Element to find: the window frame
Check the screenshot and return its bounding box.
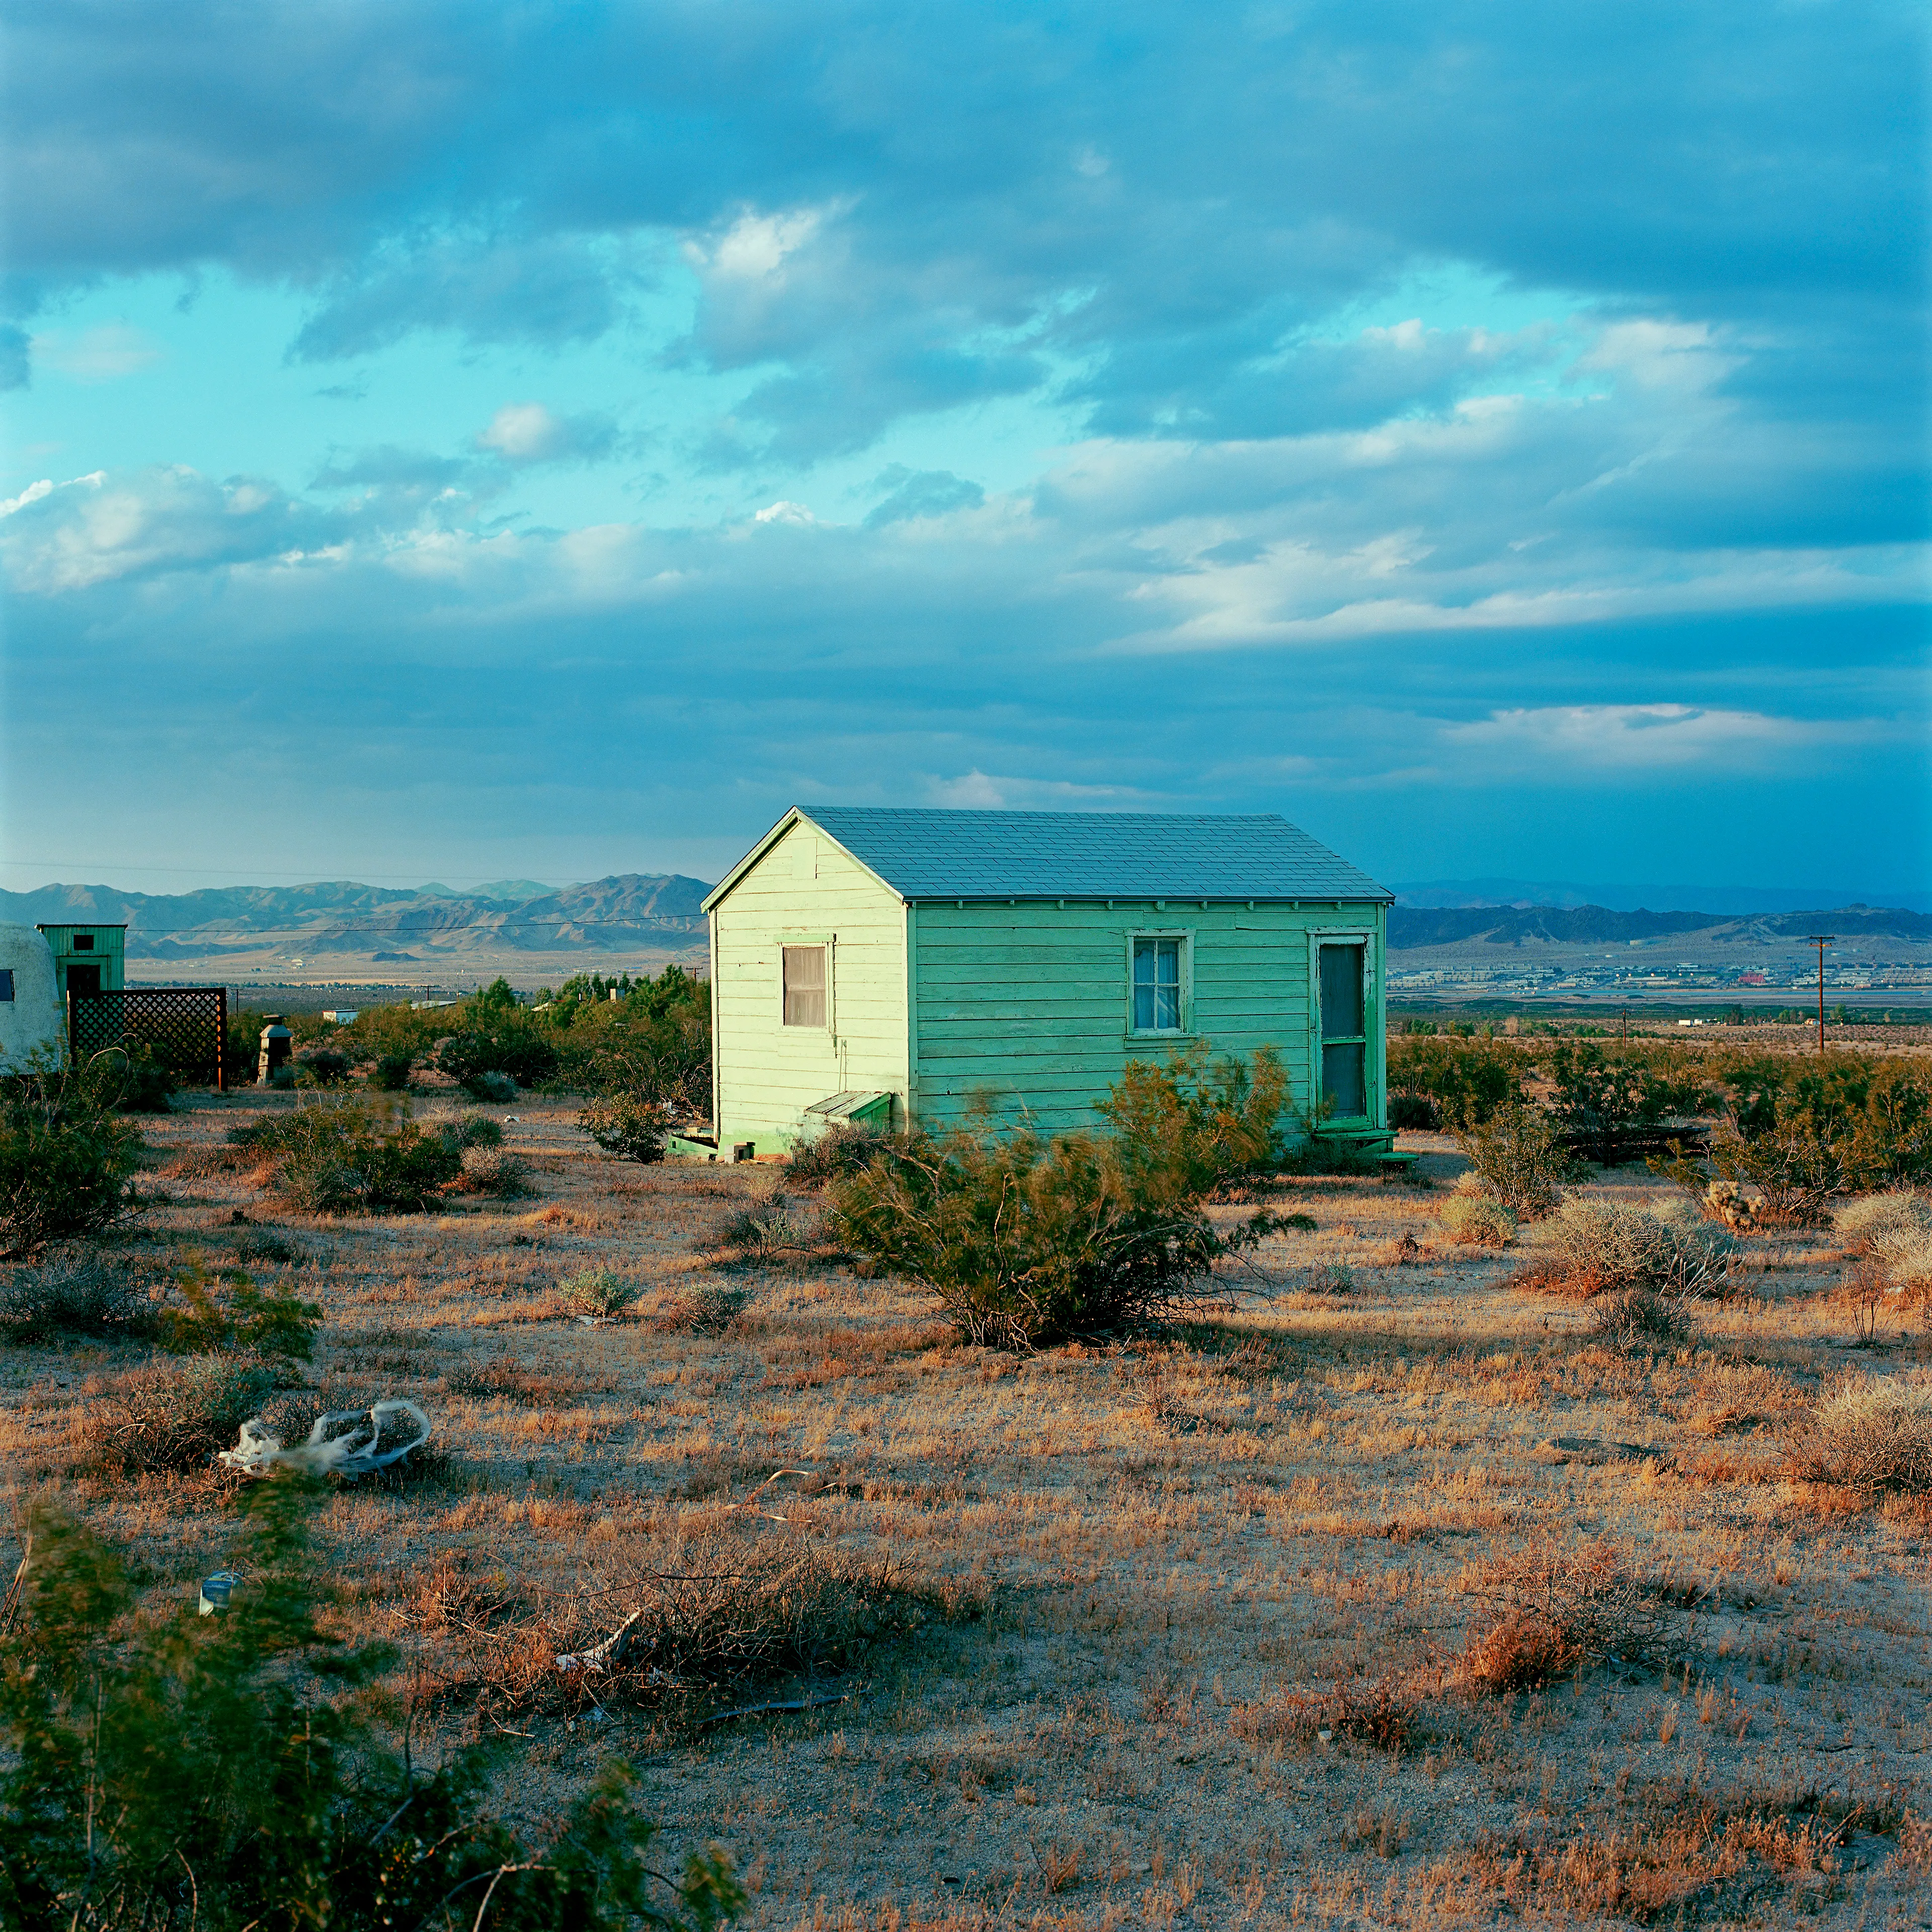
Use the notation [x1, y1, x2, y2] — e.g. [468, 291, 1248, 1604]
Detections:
[1307, 930, 1378, 1124]
[1124, 928, 1194, 1040]
[777, 932, 835, 1034]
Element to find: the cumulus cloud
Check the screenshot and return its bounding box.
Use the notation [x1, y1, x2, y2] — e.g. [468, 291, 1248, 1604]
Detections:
[0, 465, 354, 593]
[475, 401, 616, 464]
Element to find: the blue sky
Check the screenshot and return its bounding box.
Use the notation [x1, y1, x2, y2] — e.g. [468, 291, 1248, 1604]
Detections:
[2, 0, 1926, 897]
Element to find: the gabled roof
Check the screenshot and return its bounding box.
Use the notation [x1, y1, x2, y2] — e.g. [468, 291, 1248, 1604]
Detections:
[704, 807, 1390, 909]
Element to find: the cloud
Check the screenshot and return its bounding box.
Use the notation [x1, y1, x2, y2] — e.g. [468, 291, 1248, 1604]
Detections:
[863, 466, 984, 527]
[1439, 703, 1882, 774]
[29, 323, 164, 382]
[475, 401, 616, 465]
[0, 465, 356, 592]
[288, 232, 639, 361]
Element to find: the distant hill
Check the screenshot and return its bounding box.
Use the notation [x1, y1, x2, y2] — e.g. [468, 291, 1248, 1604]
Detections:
[0, 875, 715, 960]
[1388, 904, 1932, 948]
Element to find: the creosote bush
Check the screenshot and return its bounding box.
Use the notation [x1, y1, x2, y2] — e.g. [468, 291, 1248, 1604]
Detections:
[232, 1097, 463, 1214]
[786, 1121, 893, 1187]
[830, 1050, 1284, 1348]
[155, 1258, 324, 1364]
[1453, 1102, 1577, 1220]
[0, 1064, 144, 1254]
[0, 1480, 744, 1931]
[455, 1145, 535, 1197]
[581, 1093, 673, 1163]
[370, 1050, 413, 1091]
[659, 1282, 752, 1335]
[712, 1195, 808, 1260]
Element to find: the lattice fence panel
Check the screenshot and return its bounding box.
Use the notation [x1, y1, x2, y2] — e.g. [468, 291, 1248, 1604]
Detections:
[69, 988, 227, 1088]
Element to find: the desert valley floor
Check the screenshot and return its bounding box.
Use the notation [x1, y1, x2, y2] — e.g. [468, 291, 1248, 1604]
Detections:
[3, 1090, 1928, 1929]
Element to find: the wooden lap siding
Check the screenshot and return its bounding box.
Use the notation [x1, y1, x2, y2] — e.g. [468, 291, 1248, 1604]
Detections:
[910, 902, 1386, 1139]
[712, 822, 909, 1148]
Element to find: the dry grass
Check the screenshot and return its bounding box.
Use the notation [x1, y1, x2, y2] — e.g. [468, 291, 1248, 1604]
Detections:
[1, 1090, 1927, 1927]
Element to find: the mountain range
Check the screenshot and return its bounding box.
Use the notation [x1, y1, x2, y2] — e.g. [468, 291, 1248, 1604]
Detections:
[0, 876, 711, 960]
[3, 877, 1925, 967]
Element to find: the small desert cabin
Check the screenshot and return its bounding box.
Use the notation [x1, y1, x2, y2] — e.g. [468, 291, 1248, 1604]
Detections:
[704, 807, 1395, 1159]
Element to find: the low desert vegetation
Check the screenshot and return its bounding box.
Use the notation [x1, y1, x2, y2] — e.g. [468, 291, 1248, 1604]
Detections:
[0, 1062, 144, 1254]
[0, 1480, 743, 1931]
[2, 1018, 1928, 1928]
[581, 1092, 675, 1163]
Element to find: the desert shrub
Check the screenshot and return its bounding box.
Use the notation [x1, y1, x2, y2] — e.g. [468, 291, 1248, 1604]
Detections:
[97, 1046, 175, 1114]
[1546, 1042, 1712, 1166]
[786, 1121, 893, 1187]
[0, 1065, 144, 1254]
[0, 1483, 744, 1931]
[559, 1265, 642, 1319]
[442, 1111, 505, 1149]
[1303, 1260, 1356, 1295]
[581, 1094, 672, 1163]
[1388, 1092, 1439, 1132]
[155, 1258, 323, 1365]
[829, 1051, 1287, 1348]
[0, 1248, 154, 1343]
[1709, 1053, 1932, 1221]
[1796, 1376, 1932, 1493]
[1385, 1037, 1522, 1129]
[240, 1097, 462, 1214]
[295, 1048, 351, 1088]
[435, 1012, 558, 1093]
[370, 1050, 413, 1091]
[712, 1195, 808, 1259]
[1590, 1284, 1702, 1351]
[475, 1536, 934, 1725]
[658, 1282, 752, 1335]
[1463, 1548, 1678, 1693]
[1540, 1197, 1738, 1299]
[1831, 1190, 1932, 1282]
[90, 1354, 280, 1472]
[1453, 1102, 1577, 1220]
[1233, 1673, 1422, 1750]
[454, 1146, 535, 1197]
[1099, 1044, 1287, 1200]
[231, 1229, 303, 1267]
[1439, 1184, 1516, 1248]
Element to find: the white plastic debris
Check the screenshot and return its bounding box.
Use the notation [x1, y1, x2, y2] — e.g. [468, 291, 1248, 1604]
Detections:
[218, 1399, 432, 1479]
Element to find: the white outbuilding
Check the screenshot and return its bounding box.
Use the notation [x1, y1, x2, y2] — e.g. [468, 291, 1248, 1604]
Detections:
[0, 925, 65, 1073]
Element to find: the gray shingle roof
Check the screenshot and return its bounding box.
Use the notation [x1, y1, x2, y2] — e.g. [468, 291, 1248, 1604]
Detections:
[795, 808, 1391, 903]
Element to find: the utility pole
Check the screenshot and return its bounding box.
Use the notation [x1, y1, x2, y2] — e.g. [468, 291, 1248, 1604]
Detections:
[1805, 935, 1835, 1054]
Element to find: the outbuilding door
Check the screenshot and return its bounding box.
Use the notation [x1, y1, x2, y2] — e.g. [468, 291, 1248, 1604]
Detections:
[1316, 940, 1369, 1121]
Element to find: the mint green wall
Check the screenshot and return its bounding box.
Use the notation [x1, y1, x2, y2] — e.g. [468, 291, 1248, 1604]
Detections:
[711, 819, 910, 1150]
[907, 900, 1386, 1139]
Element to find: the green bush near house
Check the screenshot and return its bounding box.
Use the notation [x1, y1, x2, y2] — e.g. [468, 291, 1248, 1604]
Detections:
[829, 1050, 1284, 1348]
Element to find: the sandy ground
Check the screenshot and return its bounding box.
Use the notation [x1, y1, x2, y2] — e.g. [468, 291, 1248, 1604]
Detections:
[3, 1092, 1929, 1929]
